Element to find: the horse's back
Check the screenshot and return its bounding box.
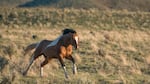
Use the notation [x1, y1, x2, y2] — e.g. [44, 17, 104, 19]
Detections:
[34, 40, 52, 55]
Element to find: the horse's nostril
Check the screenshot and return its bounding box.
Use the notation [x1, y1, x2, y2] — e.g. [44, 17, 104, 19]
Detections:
[75, 46, 79, 49]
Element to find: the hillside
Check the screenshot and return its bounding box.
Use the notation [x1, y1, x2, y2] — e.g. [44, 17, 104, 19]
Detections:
[0, 8, 150, 30]
[0, 0, 30, 7]
[0, 0, 150, 11]
[0, 8, 150, 84]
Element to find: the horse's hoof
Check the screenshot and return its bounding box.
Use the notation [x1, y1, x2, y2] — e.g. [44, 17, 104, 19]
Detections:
[22, 72, 27, 76]
[65, 75, 70, 79]
[73, 70, 77, 74]
[40, 75, 43, 78]
[66, 76, 69, 79]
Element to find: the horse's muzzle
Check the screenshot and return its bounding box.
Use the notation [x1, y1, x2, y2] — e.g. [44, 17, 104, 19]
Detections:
[75, 45, 79, 50]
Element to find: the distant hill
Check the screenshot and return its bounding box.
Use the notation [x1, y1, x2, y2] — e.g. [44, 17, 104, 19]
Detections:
[0, 0, 150, 11]
[0, 0, 31, 7]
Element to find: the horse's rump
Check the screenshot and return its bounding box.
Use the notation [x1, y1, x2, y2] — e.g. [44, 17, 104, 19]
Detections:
[24, 40, 53, 55]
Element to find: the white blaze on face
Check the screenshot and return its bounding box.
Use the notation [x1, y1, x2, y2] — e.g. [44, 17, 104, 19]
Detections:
[74, 36, 79, 45]
[40, 67, 43, 77]
[47, 35, 62, 47]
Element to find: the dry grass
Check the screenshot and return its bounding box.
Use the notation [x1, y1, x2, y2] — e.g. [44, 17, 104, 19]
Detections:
[0, 8, 150, 84]
[146, 55, 150, 64]
[1, 28, 150, 84]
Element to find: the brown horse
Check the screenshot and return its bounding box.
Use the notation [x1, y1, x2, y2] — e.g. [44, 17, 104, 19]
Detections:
[24, 29, 77, 56]
[23, 33, 79, 78]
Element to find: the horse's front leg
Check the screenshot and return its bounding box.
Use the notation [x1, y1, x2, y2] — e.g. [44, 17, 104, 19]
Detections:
[66, 55, 77, 74]
[73, 63, 77, 74]
[58, 56, 68, 78]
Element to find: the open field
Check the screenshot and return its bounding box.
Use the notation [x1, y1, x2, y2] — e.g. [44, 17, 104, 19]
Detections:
[0, 8, 150, 84]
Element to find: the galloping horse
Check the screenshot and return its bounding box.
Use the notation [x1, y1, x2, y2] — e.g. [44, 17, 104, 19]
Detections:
[23, 31, 79, 78]
[24, 29, 76, 56]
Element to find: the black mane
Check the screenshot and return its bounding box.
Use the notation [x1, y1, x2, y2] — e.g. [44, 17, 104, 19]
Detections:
[62, 29, 76, 35]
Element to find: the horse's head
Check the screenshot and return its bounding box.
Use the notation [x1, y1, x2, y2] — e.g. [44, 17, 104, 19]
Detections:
[61, 29, 78, 49]
[60, 30, 79, 50]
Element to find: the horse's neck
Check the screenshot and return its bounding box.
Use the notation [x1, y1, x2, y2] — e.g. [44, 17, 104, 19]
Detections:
[57, 35, 71, 48]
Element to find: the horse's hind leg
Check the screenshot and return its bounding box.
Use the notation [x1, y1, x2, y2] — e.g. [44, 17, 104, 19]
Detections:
[40, 58, 50, 77]
[66, 55, 77, 74]
[23, 54, 35, 76]
[23, 52, 41, 76]
[23, 46, 42, 76]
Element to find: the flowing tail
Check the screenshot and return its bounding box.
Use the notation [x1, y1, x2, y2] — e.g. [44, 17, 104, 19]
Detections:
[24, 43, 38, 55]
